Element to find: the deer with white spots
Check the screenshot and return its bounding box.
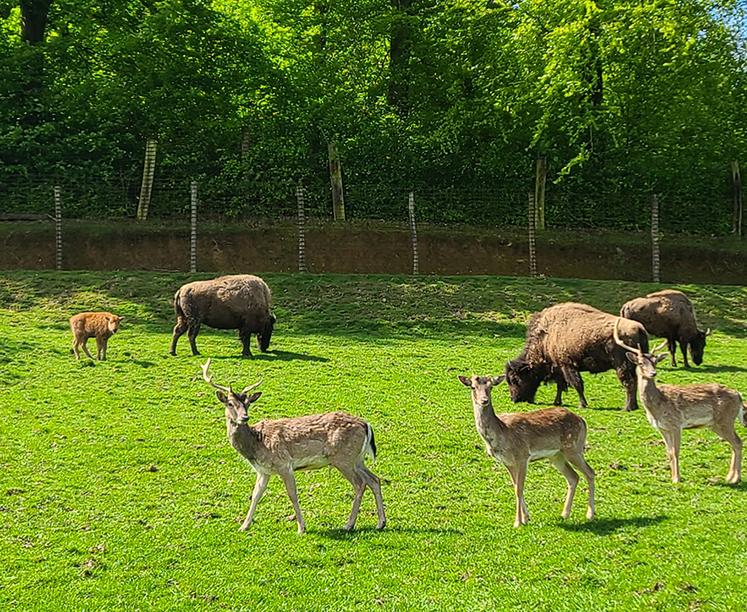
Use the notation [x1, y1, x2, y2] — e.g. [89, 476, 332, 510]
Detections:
[201, 359, 386, 534]
[458, 375, 595, 527]
[613, 318, 745, 484]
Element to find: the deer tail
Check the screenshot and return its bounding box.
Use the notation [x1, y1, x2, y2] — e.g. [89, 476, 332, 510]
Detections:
[364, 422, 377, 462]
[738, 394, 746, 427]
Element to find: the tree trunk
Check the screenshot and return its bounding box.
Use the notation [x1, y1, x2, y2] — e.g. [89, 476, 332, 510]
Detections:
[388, 0, 413, 116]
[20, 0, 52, 45]
[328, 142, 345, 221]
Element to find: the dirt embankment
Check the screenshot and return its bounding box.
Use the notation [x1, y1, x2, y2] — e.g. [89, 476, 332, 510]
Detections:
[1, 221, 744, 284]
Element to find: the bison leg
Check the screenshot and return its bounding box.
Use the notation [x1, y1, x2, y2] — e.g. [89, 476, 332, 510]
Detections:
[81, 339, 94, 360]
[188, 322, 201, 356]
[667, 337, 677, 367]
[553, 377, 568, 406]
[561, 365, 588, 409]
[239, 329, 253, 358]
[616, 366, 638, 411]
[170, 317, 189, 356]
[679, 339, 690, 368]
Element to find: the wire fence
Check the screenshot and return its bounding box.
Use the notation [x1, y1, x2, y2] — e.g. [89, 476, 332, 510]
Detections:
[0, 170, 744, 283]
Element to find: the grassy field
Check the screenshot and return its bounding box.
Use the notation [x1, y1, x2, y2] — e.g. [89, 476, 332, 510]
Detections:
[1, 271, 746, 610]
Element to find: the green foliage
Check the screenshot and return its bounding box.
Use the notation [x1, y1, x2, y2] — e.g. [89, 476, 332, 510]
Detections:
[1, 271, 747, 608]
[0, 1, 745, 231]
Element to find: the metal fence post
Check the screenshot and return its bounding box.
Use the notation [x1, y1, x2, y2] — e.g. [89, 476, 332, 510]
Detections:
[651, 193, 660, 282]
[528, 191, 537, 277]
[190, 181, 198, 273]
[408, 191, 419, 275]
[53, 185, 62, 271]
[296, 182, 307, 273]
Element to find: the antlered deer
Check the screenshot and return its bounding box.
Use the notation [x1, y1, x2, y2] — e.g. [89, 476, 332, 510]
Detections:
[69, 311, 123, 361]
[613, 319, 745, 484]
[620, 289, 710, 368]
[459, 375, 595, 527]
[201, 359, 385, 533]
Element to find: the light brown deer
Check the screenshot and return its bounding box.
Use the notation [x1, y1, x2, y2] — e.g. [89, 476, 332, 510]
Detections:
[613, 318, 745, 484]
[69, 312, 123, 361]
[201, 359, 386, 534]
[458, 375, 595, 527]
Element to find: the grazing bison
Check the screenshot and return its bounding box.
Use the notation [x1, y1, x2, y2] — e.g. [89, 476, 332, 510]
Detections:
[620, 289, 709, 368]
[504, 303, 649, 411]
[70, 311, 123, 361]
[170, 275, 275, 357]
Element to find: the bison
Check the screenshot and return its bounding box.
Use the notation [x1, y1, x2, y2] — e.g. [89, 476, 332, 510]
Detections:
[504, 302, 649, 411]
[70, 311, 123, 361]
[620, 289, 709, 368]
[170, 275, 275, 357]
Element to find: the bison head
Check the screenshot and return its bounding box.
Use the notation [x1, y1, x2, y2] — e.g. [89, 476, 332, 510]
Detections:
[504, 359, 545, 403]
[258, 313, 276, 352]
[689, 329, 709, 366]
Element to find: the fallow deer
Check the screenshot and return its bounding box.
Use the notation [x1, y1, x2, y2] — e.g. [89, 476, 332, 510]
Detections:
[613, 318, 745, 484]
[201, 359, 386, 534]
[458, 375, 595, 527]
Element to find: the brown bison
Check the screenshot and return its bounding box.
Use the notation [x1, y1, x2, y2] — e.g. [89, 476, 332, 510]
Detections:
[620, 289, 709, 368]
[504, 303, 649, 411]
[170, 275, 275, 357]
[70, 311, 123, 361]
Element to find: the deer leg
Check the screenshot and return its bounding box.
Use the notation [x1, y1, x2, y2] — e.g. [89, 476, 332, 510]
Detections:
[170, 317, 188, 355]
[81, 339, 94, 360]
[550, 454, 579, 520]
[566, 452, 595, 520]
[504, 463, 529, 521]
[661, 429, 681, 483]
[240, 472, 270, 531]
[667, 337, 677, 367]
[335, 464, 365, 531]
[679, 340, 690, 368]
[713, 423, 742, 484]
[188, 321, 201, 356]
[513, 461, 529, 527]
[358, 465, 386, 529]
[561, 366, 587, 409]
[279, 471, 306, 534]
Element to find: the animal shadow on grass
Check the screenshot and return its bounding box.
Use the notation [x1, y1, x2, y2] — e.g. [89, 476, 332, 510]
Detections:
[559, 515, 667, 535]
[209, 351, 329, 363]
[316, 525, 464, 540]
[693, 364, 747, 374]
[712, 480, 747, 491]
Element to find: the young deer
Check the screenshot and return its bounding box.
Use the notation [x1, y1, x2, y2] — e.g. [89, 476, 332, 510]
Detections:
[458, 375, 595, 527]
[614, 319, 745, 484]
[201, 359, 386, 534]
[69, 312, 123, 361]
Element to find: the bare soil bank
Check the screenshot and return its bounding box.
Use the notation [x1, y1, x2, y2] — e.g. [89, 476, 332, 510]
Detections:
[1, 221, 744, 284]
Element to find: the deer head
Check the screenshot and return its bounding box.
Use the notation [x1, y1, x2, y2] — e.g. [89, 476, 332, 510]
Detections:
[201, 359, 262, 425]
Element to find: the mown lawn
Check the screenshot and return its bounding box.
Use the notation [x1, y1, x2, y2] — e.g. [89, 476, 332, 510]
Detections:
[1, 271, 746, 610]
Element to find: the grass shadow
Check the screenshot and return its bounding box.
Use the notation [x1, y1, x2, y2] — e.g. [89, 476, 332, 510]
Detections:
[203, 351, 329, 363]
[693, 364, 747, 374]
[559, 515, 667, 535]
[711, 481, 747, 491]
[315, 525, 465, 540]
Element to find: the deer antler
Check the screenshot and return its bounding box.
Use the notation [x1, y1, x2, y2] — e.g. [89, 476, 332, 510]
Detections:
[613, 318, 643, 354]
[201, 358, 232, 394]
[652, 338, 669, 354]
[240, 380, 263, 395]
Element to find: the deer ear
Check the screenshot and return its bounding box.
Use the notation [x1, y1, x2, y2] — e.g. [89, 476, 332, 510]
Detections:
[215, 390, 228, 404]
[458, 376, 471, 387]
[491, 375, 505, 386]
[625, 352, 638, 364]
[246, 391, 262, 403]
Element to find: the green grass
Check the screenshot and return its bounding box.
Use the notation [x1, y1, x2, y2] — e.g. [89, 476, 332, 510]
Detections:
[1, 271, 746, 610]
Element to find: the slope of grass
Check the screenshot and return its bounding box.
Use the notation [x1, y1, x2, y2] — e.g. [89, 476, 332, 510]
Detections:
[1, 272, 746, 610]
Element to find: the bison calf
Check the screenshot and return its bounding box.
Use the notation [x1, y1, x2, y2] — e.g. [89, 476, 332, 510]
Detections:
[170, 274, 275, 357]
[70, 312, 123, 361]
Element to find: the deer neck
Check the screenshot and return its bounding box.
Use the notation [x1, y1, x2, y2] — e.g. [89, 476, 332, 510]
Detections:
[636, 371, 664, 409]
[226, 418, 261, 462]
[472, 398, 506, 440]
